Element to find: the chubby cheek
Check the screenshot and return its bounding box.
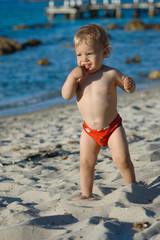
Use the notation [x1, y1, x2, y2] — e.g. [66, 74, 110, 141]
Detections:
[76, 58, 81, 67]
[91, 58, 97, 67]
[77, 59, 80, 66]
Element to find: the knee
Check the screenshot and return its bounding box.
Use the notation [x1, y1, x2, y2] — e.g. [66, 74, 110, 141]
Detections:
[120, 160, 131, 170]
[114, 155, 132, 170]
[80, 155, 97, 170]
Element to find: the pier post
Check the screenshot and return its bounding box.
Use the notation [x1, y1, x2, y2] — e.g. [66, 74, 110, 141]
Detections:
[148, 4, 155, 17]
[77, 8, 83, 19]
[134, 8, 140, 18]
[105, 9, 110, 18]
[91, 10, 98, 18]
[113, 0, 122, 18]
[115, 7, 122, 18]
[70, 13, 76, 20]
[103, 0, 110, 17]
[48, 13, 54, 20]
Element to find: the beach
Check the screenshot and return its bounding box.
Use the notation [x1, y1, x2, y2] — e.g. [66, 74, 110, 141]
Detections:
[1, 0, 160, 115]
[0, 86, 160, 240]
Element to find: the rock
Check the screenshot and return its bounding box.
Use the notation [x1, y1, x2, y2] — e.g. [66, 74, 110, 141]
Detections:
[104, 19, 160, 32]
[13, 23, 54, 30]
[37, 58, 50, 66]
[124, 18, 160, 31]
[146, 23, 160, 31]
[61, 154, 68, 160]
[132, 55, 141, 63]
[126, 55, 141, 64]
[0, 37, 43, 55]
[148, 70, 160, 80]
[152, 23, 160, 31]
[133, 222, 150, 230]
[124, 18, 146, 31]
[13, 24, 26, 30]
[106, 23, 121, 30]
[126, 58, 132, 64]
[0, 37, 24, 55]
[23, 39, 42, 47]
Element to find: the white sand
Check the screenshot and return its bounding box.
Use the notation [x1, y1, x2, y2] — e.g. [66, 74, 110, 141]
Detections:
[0, 86, 160, 240]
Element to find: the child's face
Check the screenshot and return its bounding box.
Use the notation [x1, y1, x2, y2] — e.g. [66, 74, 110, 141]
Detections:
[75, 40, 107, 74]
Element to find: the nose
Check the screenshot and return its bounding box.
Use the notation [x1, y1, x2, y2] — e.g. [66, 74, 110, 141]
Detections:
[81, 55, 88, 63]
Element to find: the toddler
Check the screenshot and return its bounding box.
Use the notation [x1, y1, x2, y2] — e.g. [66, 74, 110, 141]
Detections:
[62, 24, 136, 200]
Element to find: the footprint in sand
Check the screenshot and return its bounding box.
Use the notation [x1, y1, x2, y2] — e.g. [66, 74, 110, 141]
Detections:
[150, 150, 160, 162]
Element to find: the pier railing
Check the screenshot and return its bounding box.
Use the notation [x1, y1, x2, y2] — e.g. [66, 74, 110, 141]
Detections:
[46, 0, 160, 19]
[48, 0, 158, 7]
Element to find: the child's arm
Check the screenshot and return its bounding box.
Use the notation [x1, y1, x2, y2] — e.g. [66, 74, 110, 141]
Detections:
[114, 69, 136, 94]
[62, 66, 87, 100]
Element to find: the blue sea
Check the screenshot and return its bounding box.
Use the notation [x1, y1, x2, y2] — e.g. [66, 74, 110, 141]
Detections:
[0, 0, 160, 117]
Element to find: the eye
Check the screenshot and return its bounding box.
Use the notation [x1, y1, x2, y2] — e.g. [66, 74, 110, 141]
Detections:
[76, 53, 81, 57]
[87, 52, 93, 55]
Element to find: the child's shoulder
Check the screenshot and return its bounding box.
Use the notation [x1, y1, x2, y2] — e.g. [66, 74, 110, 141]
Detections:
[103, 65, 122, 76]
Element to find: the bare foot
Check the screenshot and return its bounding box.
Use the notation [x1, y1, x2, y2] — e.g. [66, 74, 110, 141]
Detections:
[72, 195, 89, 201]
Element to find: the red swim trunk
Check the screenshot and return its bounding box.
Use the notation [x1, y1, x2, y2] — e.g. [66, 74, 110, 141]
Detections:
[83, 114, 122, 147]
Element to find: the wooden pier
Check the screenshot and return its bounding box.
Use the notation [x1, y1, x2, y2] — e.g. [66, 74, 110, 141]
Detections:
[45, 0, 160, 20]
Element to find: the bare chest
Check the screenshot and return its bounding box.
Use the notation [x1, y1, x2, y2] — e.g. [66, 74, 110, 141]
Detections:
[77, 74, 115, 102]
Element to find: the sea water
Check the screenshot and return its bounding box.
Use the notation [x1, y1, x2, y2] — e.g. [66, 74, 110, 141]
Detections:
[0, 0, 160, 117]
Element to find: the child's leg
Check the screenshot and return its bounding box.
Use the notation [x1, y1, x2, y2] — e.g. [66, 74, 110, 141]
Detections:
[72, 130, 101, 200]
[108, 126, 136, 184]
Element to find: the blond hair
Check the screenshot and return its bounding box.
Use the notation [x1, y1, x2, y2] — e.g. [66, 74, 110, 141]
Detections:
[74, 24, 111, 55]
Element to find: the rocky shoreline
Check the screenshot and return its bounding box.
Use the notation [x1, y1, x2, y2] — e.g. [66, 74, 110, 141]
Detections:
[106, 18, 160, 30]
[1, 19, 160, 78]
[1, 19, 160, 56]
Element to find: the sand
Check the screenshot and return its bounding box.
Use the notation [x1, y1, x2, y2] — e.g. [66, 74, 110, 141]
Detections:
[0, 86, 160, 240]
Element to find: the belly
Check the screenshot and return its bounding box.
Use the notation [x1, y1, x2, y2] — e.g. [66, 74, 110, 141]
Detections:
[77, 97, 118, 130]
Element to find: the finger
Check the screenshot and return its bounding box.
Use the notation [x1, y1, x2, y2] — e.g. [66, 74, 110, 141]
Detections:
[122, 75, 126, 81]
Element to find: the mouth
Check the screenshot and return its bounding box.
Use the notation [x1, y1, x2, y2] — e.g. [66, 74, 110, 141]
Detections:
[84, 64, 91, 70]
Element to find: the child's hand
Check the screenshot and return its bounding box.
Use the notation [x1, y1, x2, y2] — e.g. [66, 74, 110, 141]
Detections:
[71, 66, 88, 82]
[122, 75, 133, 92]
